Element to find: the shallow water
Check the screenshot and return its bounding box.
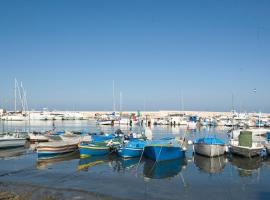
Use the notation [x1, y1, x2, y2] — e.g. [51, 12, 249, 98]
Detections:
[0, 120, 269, 200]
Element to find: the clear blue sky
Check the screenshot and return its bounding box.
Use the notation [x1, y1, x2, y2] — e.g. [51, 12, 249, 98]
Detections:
[0, 0, 269, 112]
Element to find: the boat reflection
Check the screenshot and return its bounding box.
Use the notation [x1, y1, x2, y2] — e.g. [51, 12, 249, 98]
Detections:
[143, 158, 187, 179]
[0, 146, 27, 158]
[230, 155, 262, 177]
[194, 154, 226, 174]
[77, 155, 110, 171]
[110, 157, 140, 173]
[37, 151, 80, 169]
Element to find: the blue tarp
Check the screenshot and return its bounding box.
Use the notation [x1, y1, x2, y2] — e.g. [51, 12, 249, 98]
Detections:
[194, 137, 225, 145]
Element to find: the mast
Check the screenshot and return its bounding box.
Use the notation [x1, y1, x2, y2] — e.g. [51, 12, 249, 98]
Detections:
[112, 80, 115, 112]
[14, 78, 17, 112]
[119, 91, 122, 112]
[181, 89, 184, 113]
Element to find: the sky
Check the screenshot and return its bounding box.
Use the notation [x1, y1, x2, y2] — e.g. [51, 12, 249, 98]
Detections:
[0, 0, 269, 112]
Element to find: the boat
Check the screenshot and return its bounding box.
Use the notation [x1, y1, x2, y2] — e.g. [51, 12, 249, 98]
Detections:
[230, 140, 264, 157]
[143, 137, 186, 161]
[0, 133, 26, 149]
[27, 132, 49, 142]
[36, 140, 79, 157]
[117, 139, 146, 158]
[194, 154, 226, 174]
[78, 141, 111, 158]
[193, 137, 226, 157]
[229, 130, 265, 157]
[91, 133, 114, 142]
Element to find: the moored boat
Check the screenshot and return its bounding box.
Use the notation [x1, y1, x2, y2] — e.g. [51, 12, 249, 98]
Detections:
[78, 141, 111, 158]
[0, 133, 26, 149]
[230, 139, 264, 157]
[144, 137, 186, 161]
[117, 139, 146, 158]
[28, 132, 49, 142]
[194, 137, 226, 157]
[229, 130, 265, 157]
[37, 141, 78, 157]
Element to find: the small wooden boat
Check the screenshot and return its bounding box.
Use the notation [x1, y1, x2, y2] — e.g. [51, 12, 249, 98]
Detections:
[37, 141, 78, 157]
[230, 139, 264, 157]
[117, 139, 146, 158]
[78, 141, 111, 158]
[0, 133, 26, 149]
[144, 137, 186, 161]
[194, 137, 226, 157]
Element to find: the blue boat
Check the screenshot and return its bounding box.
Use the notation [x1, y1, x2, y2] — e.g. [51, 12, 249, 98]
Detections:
[78, 141, 111, 158]
[117, 139, 146, 158]
[144, 138, 186, 161]
[91, 133, 114, 143]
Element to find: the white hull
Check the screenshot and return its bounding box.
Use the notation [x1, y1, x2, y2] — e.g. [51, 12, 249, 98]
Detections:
[230, 140, 264, 157]
[0, 139, 26, 149]
[194, 143, 226, 157]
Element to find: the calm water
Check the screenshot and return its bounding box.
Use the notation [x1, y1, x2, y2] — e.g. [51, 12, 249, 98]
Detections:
[0, 120, 269, 200]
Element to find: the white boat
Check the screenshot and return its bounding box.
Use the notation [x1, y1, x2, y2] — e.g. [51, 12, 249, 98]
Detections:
[0, 134, 26, 149]
[37, 140, 79, 156]
[194, 137, 226, 157]
[1, 113, 27, 121]
[230, 139, 264, 157]
[28, 132, 49, 142]
[59, 132, 83, 143]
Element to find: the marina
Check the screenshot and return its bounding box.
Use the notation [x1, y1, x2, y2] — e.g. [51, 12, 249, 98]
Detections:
[0, 119, 270, 199]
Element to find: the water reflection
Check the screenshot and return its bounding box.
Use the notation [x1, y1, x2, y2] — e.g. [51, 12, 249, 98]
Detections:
[194, 154, 226, 174]
[37, 151, 80, 169]
[0, 147, 27, 158]
[77, 155, 110, 171]
[230, 155, 263, 177]
[110, 157, 141, 173]
[143, 158, 187, 179]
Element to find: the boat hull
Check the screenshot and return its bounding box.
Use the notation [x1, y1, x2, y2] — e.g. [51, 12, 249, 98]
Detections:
[79, 144, 110, 158]
[0, 139, 25, 149]
[194, 144, 226, 157]
[37, 142, 78, 156]
[117, 147, 143, 158]
[230, 145, 263, 157]
[144, 145, 185, 161]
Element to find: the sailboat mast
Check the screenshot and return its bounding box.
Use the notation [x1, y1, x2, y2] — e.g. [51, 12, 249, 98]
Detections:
[113, 80, 115, 112]
[14, 78, 17, 112]
[120, 91, 122, 112]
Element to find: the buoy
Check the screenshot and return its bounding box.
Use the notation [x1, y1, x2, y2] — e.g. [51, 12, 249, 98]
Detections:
[188, 140, 193, 145]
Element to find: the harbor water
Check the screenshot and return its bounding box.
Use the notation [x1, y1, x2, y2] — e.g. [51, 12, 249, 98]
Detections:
[0, 120, 270, 200]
